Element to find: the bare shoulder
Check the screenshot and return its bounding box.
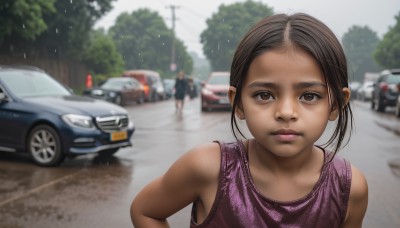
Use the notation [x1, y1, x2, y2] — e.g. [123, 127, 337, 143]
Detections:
[343, 164, 368, 228]
[177, 142, 221, 182]
[349, 165, 368, 202]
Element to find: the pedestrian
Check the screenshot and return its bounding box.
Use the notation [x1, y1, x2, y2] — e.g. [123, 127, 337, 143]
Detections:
[187, 77, 198, 99]
[130, 13, 368, 227]
[174, 70, 187, 113]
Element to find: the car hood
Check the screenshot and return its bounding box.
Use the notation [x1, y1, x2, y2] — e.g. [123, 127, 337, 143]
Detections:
[205, 84, 229, 91]
[23, 95, 127, 116]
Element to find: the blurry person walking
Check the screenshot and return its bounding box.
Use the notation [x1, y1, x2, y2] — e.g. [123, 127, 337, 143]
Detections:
[174, 70, 187, 113]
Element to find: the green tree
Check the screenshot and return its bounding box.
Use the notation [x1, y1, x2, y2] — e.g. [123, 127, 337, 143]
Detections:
[342, 25, 382, 82]
[83, 29, 124, 80]
[109, 9, 192, 76]
[374, 12, 400, 69]
[0, 0, 115, 59]
[0, 0, 56, 42]
[200, 0, 273, 71]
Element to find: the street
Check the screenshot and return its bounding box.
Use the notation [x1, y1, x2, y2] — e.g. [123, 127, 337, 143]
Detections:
[0, 98, 400, 228]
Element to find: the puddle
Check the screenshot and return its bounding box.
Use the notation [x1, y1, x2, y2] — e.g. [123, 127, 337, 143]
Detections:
[388, 158, 400, 177]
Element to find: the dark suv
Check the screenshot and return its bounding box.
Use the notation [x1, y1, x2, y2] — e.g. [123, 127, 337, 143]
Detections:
[371, 69, 400, 112]
[0, 66, 135, 166]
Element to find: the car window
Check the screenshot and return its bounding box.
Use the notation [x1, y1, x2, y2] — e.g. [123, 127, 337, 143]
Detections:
[0, 71, 70, 97]
[101, 79, 128, 90]
[387, 74, 400, 84]
[208, 75, 230, 85]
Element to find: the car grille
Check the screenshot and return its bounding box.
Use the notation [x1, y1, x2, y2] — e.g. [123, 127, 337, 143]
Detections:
[95, 115, 129, 133]
[215, 92, 228, 97]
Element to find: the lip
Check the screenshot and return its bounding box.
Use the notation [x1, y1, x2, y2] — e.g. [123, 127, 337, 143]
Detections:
[271, 129, 301, 142]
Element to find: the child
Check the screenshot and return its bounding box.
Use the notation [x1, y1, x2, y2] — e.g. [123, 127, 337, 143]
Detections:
[131, 13, 368, 227]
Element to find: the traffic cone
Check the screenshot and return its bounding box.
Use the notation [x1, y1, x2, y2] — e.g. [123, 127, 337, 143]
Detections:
[86, 73, 93, 89]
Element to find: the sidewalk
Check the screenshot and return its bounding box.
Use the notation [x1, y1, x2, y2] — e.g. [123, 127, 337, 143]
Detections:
[353, 100, 400, 136]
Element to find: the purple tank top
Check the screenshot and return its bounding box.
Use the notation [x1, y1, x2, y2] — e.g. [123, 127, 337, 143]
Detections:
[190, 141, 352, 227]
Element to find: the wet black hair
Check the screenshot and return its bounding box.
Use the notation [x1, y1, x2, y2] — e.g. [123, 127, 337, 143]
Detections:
[230, 13, 353, 159]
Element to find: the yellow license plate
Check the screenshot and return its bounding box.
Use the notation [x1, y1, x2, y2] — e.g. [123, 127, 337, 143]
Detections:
[110, 131, 127, 141]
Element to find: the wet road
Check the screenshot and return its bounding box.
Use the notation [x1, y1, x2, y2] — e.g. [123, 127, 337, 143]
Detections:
[0, 98, 400, 227]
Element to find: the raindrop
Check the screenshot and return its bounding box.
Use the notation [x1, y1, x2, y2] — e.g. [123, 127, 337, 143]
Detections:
[69, 26, 72, 29]
[22, 24, 25, 29]
[55, 49, 57, 53]
[218, 44, 220, 51]
[70, 0, 73, 3]
[55, 28, 59, 34]
[138, 53, 141, 56]
[211, 49, 214, 54]
[227, 39, 230, 43]
[158, 34, 160, 38]
[141, 59, 143, 63]
[121, 35, 124, 39]
[230, 26, 233, 30]
[162, 42, 164, 46]
[65, 9, 67, 13]
[23, 53, 26, 59]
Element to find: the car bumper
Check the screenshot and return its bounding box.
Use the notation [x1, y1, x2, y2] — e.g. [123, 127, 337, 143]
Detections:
[60, 125, 135, 154]
[201, 94, 231, 109]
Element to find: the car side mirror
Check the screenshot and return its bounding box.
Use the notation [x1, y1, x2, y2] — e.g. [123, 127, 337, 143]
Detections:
[0, 92, 8, 102]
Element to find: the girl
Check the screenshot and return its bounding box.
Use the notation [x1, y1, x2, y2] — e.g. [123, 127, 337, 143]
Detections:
[131, 13, 368, 227]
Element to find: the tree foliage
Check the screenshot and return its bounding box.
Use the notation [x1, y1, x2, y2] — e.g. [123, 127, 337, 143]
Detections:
[342, 25, 382, 82]
[83, 29, 124, 77]
[0, 0, 56, 42]
[200, 1, 273, 71]
[109, 9, 192, 77]
[0, 0, 115, 59]
[374, 12, 400, 69]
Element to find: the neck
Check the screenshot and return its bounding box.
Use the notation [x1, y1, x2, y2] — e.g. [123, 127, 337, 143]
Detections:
[249, 139, 323, 176]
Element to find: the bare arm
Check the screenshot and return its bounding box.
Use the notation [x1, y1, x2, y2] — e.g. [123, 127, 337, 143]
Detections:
[130, 143, 220, 227]
[342, 165, 368, 228]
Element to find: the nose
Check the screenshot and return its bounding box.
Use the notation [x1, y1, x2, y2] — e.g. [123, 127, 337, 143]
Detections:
[274, 97, 298, 121]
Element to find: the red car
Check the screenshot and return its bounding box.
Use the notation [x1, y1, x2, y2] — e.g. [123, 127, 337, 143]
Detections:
[201, 72, 231, 112]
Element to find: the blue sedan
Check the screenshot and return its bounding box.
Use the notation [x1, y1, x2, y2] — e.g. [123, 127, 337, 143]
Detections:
[0, 66, 135, 166]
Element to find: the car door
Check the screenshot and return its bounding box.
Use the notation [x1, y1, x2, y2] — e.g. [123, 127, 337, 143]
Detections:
[0, 88, 32, 151]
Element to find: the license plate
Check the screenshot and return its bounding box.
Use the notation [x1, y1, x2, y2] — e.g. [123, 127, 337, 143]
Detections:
[110, 131, 127, 141]
[219, 98, 229, 104]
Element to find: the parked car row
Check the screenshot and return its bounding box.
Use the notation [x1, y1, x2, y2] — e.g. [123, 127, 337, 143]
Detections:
[201, 71, 231, 112]
[0, 65, 135, 166]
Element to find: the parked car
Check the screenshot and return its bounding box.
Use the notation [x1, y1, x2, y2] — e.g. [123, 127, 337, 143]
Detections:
[357, 81, 374, 101]
[123, 70, 165, 102]
[83, 77, 145, 106]
[201, 72, 231, 111]
[349, 81, 361, 100]
[163, 78, 175, 99]
[0, 65, 135, 166]
[371, 69, 400, 112]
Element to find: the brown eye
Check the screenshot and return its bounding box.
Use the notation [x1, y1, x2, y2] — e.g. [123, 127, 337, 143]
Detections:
[303, 94, 315, 101]
[259, 92, 271, 100]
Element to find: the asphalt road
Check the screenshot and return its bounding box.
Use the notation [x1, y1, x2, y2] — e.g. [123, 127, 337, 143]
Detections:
[0, 98, 399, 228]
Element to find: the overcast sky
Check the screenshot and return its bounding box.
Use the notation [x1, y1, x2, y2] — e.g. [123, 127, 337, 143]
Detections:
[95, 0, 400, 58]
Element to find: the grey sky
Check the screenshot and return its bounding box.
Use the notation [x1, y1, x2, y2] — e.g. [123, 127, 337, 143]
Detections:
[95, 0, 400, 58]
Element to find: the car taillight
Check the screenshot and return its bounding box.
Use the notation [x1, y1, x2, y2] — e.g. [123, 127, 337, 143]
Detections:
[379, 82, 388, 92]
[143, 85, 149, 95]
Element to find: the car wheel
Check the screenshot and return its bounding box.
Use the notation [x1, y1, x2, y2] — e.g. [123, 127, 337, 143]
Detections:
[395, 102, 400, 117]
[376, 98, 385, 112]
[98, 148, 119, 157]
[28, 125, 65, 166]
[115, 95, 123, 106]
[137, 93, 145, 104]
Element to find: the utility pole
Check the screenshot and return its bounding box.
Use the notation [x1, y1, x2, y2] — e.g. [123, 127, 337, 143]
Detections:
[166, 5, 179, 72]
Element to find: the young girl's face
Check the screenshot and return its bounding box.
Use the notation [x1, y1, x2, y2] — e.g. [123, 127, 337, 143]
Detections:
[235, 48, 338, 157]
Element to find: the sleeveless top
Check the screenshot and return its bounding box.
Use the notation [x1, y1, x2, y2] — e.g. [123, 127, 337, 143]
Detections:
[190, 141, 352, 228]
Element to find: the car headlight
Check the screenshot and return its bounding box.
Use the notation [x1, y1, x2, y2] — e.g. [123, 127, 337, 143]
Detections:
[202, 88, 213, 95]
[62, 114, 95, 130]
[108, 92, 116, 97]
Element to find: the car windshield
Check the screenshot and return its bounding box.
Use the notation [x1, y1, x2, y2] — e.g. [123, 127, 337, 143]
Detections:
[0, 70, 70, 98]
[387, 74, 400, 84]
[101, 79, 127, 90]
[208, 75, 229, 85]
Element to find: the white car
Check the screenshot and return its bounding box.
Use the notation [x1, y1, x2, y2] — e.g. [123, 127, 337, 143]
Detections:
[357, 81, 374, 101]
